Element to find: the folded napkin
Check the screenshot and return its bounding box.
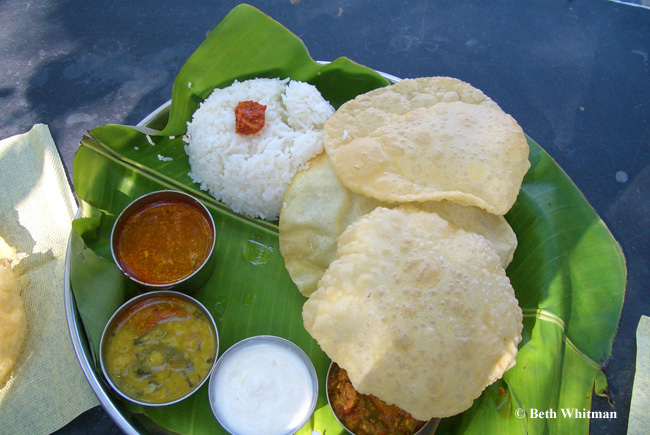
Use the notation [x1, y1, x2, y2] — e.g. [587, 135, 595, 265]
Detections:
[0, 125, 99, 433]
[629, 315, 650, 434]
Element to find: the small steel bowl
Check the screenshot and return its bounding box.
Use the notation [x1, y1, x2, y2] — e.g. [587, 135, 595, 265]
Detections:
[326, 362, 439, 435]
[99, 290, 219, 407]
[208, 335, 318, 435]
[110, 190, 216, 294]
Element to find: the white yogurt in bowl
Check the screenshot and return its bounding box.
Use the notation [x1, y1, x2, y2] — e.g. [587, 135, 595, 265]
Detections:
[209, 335, 318, 435]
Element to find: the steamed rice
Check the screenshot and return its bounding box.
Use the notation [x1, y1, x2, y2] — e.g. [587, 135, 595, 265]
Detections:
[183, 78, 335, 220]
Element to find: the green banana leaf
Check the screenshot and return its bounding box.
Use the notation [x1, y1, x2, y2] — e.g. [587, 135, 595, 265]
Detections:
[68, 4, 626, 435]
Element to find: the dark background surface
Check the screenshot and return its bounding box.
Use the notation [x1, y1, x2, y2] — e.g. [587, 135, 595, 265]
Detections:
[1, 0, 648, 434]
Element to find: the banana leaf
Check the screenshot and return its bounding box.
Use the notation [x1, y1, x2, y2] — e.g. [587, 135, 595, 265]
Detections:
[68, 4, 626, 434]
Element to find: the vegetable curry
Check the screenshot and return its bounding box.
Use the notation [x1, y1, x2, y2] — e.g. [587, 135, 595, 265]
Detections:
[103, 295, 217, 404]
[328, 363, 426, 435]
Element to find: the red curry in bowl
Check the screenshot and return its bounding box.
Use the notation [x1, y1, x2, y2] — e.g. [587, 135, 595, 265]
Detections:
[327, 363, 427, 435]
[111, 190, 215, 289]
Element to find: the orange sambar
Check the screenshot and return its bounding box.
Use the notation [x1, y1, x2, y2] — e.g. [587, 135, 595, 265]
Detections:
[115, 199, 214, 285]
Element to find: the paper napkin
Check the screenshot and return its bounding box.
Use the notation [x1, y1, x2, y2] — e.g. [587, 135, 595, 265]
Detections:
[0, 124, 99, 433]
[628, 315, 650, 434]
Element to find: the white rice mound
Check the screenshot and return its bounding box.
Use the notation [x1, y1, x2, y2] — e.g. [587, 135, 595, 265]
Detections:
[183, 78, 335, 220]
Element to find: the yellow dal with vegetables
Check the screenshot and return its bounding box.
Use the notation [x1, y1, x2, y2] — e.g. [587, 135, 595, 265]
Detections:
[103, 295, 217, 404]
